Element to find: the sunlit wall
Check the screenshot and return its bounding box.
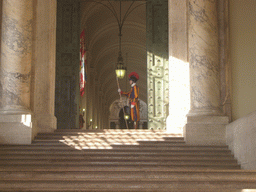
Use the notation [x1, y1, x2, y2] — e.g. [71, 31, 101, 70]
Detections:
[167, 57, 190, 134]
[167, 0, 189, 134]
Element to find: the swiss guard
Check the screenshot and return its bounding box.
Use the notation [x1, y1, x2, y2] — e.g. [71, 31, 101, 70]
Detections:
[118, 72, 140, 129]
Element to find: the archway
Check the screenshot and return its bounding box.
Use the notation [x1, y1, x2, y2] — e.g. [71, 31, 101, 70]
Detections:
[53, 0, 188, 132]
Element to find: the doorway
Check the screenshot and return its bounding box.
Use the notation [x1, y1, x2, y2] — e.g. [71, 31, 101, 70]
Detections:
[55, 0, 169, 130]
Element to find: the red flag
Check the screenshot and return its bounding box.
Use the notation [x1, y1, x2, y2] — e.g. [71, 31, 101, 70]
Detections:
[80, 30, 86, 96]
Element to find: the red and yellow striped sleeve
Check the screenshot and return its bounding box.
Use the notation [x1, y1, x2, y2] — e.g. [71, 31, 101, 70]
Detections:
[121, 89, 132, 97]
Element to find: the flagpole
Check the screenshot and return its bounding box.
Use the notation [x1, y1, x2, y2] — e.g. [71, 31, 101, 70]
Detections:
[116, 76, 129, 129]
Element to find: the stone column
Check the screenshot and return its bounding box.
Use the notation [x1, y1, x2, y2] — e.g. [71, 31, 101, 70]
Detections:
[0, 0, 33, 144]
[99, 91, 103, 129]
[1, 0, 33, 112]
[104, 103, 108, 129]
[185, 0, 229, 145]
[95, 80, 100, 129]
[88, 68, 95, 129]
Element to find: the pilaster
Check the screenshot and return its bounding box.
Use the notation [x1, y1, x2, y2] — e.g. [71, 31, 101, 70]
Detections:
[33, 0, 57, 133]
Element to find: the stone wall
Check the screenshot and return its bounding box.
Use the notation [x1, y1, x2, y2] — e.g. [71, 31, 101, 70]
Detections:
[226, 110, 256, 170]
[230, 0, 256, 121]
[0, 0, 2, 108]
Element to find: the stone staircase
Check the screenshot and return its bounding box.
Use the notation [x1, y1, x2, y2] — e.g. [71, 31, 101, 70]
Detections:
[0, 129, 256, 192]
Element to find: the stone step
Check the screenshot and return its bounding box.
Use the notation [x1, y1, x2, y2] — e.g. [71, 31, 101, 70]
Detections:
[0, 145, 231, 152]
[35, 133, 182, 136]
[0, 129, 248, 191]
[1, 188, 255, 192]
[0, 159, 238, 166]
[0, 180, 256, 190]
[0, 164, 241, 171]
[34, 136, 184, 139]
[0, 189, 255, 192]
[0, 159, 240, 166]
[50, 133, 182, 137]
[0, 154, 236, 160]
[34, 137, 185, 142]
[0, 148, 232, 158]
[44, 133, 183, 138]
[45, 139, 182, 143]
[30, 143, 229, 150]
[0, 150, 233, 156]
[38, 130, 182, 133]
[53, 129, 173, 132]
[1, 170, 255, 181]
[31, 140, 230, 147]
[35, 140, 183, 144]
[33, 137, 187, 143]
[107, 145, 228, 150]
[31, 140, 187, 146]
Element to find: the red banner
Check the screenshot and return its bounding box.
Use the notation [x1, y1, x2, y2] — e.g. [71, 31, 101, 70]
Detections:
[80, 30, 87, 96]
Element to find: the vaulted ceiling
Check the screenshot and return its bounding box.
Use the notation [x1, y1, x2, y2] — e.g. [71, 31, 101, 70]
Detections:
[80, 1, 146, 111]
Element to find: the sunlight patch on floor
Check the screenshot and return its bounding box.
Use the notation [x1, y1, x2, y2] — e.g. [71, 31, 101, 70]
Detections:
[59, 131, 182, 150]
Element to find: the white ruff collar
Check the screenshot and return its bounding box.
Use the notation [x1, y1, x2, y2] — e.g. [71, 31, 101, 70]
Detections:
[131, 83, 136, 87]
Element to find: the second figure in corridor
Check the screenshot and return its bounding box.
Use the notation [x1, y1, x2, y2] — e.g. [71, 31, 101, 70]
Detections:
[118, 72, 140, 129]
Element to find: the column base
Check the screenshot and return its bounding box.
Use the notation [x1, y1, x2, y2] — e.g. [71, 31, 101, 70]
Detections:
[0, 106, 32, 114]
[35, 114, 57, 133]
[0, 113, 33, 144]
[187, 108, 223, 116]
[184, 116, 229, 146]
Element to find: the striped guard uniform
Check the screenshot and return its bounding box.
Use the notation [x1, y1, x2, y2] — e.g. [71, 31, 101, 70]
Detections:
[121, 84, 140, 122]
